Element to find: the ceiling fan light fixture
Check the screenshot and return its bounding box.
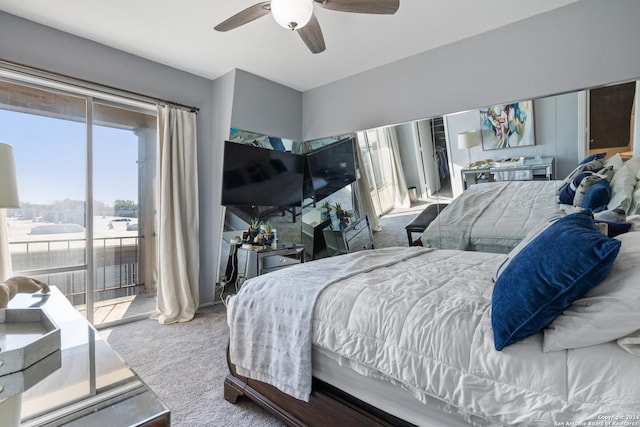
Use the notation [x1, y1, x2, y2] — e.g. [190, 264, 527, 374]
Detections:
[271, 0, 313, 30]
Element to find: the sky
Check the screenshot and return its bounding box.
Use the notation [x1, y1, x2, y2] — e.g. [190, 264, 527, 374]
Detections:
[0, 109, 139, 206]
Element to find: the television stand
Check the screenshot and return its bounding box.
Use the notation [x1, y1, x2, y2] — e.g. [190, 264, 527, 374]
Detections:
[280, 206, 300, 223]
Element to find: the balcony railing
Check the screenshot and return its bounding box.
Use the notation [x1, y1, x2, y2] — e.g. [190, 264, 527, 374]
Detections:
[9, 236, 144, 305]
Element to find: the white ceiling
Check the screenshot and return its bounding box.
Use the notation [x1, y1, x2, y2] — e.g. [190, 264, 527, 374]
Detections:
[0, 0, 578, 91]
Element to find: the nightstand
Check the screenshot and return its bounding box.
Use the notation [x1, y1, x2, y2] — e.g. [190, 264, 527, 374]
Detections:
[322, 214, 374, 256]
[240, 243, 306, 279]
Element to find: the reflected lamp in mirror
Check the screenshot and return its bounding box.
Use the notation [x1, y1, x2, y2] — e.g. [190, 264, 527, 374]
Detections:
[458, 130, 481, 167]
[0, 142, 20, 208]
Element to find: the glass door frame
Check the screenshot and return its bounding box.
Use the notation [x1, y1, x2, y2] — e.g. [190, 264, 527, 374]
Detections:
[0, 69, 157, 327]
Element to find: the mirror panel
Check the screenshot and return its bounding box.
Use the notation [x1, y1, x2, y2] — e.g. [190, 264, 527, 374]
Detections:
[219, 78, 639, 290]
[218, 132, 359, 291]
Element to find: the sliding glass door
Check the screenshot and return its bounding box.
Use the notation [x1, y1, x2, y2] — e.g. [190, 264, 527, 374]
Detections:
[0, 79, 89, 305]
[0, 78, 156, 326]
[91, 102, 157, 325]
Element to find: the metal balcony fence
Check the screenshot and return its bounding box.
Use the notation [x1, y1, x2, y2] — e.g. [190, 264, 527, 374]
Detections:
[9, 236, 144, 305]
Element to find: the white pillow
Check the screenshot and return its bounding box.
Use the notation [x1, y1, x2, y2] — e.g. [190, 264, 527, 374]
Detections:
[630, 180, 640, 215]
[627, 214, 640, 229]
[543, 231, 640, 352]
[607, 157, 640, 213]
[604, 152, 624, 172]
[629, 167, 640, 215]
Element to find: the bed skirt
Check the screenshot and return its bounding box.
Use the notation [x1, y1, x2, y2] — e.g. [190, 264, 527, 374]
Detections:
[224, 345, 415, 427]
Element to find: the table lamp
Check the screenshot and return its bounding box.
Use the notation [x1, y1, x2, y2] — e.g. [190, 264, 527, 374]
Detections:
[0, 142, 20, 208]
[0, 142, 21, 427]
[458, 130, 481, 167]
[0, 142, 19, 281]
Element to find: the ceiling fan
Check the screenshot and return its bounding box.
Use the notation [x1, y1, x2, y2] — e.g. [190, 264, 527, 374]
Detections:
[214, 0, 400, 54]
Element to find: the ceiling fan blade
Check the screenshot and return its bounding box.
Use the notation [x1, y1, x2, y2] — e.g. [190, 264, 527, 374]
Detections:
[316, 0, 399, 14]
[297, 13, 325, 54]
[214, 1, 272, 32]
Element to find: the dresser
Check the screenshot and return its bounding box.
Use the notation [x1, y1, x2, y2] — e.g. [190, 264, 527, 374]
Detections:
[461, 156, 554, 190]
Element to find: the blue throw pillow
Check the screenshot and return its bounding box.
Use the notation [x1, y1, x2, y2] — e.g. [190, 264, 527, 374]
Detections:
[491, 210, 621, 351]
[558, 159, 605, 194]
[579, 152, 606, 165]
[581, 179, 611, 210]
[558, 171, 592, 205]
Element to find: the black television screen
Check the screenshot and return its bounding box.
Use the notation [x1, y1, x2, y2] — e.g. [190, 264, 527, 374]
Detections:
[304, 137, 357, 202]
[221, 141, 305, 207]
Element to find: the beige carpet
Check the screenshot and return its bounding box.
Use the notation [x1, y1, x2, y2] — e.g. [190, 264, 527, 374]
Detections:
[102, 304, 285, 427]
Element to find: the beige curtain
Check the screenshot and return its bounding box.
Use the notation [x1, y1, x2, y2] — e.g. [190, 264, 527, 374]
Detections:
[152, 105, 200, 324]
[354, 143, 382, 232]
[387, 127, 411, 209]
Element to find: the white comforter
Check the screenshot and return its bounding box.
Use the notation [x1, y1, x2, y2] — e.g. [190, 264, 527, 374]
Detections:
[227, 247, 429, 401]
[421, 180, 565, 252]
[228, 247, 640, 426]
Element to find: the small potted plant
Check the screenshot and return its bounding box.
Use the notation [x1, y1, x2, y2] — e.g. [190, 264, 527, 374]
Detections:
[249, 217, 260, 242]
[334, 202, 350, 227]
[321, 201, 332, 220]
[262, 221, 274, 244]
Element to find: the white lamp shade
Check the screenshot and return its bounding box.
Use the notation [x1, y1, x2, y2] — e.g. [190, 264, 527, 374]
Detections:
[271, 0, 313, 30]
[0, 142, 20, 208]
[458, 130, 481, 150]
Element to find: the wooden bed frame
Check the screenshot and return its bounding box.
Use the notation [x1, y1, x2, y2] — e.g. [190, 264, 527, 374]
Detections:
[224, 348, 415, 427]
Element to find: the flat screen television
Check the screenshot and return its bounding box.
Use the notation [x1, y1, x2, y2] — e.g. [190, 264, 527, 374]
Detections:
[221, 141, 305, 207]
[304, 137, 357, 202]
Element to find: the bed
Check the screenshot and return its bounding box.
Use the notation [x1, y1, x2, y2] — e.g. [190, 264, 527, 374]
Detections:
[419, 180, 565, 253]
[225, 211, 640, 427]
[420, 154, 640, 253]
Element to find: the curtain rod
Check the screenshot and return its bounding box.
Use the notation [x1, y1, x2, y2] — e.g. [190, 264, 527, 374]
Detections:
[0, 59, 199, 113]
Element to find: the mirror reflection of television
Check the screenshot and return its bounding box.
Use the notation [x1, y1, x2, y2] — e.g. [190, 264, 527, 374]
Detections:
[221, 141, 305, 207]
[304, 137, 357, 202]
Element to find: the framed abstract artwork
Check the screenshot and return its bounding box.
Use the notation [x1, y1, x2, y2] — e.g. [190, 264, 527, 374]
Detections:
[480, 101, 535, 150]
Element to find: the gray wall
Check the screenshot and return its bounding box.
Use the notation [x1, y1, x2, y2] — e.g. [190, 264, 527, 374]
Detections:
[0, 11, 218, 304]
[208, 69, 236, 300]
[302, 0, 640, 141]
[445, 92, 580, 197]
[231, 70, 303, 141]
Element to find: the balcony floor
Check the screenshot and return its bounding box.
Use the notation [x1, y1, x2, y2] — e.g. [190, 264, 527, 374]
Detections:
[75, 293, 157, 325]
